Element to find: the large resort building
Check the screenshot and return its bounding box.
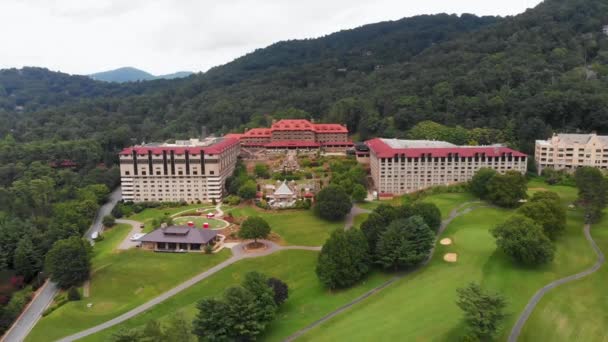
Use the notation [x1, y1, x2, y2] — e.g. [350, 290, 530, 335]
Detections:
[535, 133, 608, 174]
[119, 137, 240, 203]
[364, 138, 527, 196]
[226, 119, 353, 152]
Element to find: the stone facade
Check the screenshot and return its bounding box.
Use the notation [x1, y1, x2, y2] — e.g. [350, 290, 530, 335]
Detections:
[535, 133, 608, 175]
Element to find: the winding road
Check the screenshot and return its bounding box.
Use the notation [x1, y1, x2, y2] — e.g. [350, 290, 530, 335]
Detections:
[55, 240, 320, 342]
[507, 223, 606, 342]
[1, 187, 122, 342]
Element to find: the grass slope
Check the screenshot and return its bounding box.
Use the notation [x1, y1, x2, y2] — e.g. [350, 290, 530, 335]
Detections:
[80, 250, 392, 342]
[298, 182, 595, 341]
[520, 214, 608, 341]
[128, 204, 213, 232]
[227, 206, 342, 246]
[26, 224, 230, 342]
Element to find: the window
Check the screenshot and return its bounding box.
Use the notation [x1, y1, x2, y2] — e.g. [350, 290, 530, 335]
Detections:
[125, 171, 130, 175]
[210, 171, 215, 175]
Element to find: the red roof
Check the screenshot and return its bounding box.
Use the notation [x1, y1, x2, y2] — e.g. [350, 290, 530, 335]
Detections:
[321, 141, 354, 146]
[365, 138, 527, 158]
[224, 133, 243, 139]
[242, 128, 272, 137]
[304, 192, 314, 198]
[264, 140, 320, 148]
[119, 138, 239, 156]
[269, 119, 348, 133]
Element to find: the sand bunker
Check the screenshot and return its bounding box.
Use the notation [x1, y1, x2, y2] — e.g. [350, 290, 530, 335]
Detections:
[440, 238, 452, 245]
[443, 253, 458, 263]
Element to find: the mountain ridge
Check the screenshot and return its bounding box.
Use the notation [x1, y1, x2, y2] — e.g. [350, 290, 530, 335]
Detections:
[89, 67, 193, 83]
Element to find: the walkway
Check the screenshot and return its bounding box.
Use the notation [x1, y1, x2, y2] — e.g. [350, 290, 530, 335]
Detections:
[508, 223, 605, 342]
[284, 201, 481, 341]
[55, 240, 320, 342]
[116, 219, 143, 250]
[344, 205, 371, 230]
[1, 187, 123, 342]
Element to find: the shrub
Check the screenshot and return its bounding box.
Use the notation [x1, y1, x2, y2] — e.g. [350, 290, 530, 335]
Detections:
[204, 244, 213, 254]
[67, 287, 81, 301]
[224, 195, 241, 206]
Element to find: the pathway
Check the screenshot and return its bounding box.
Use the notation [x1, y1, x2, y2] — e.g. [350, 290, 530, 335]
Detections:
[116, 219, 143, 250]
[284, 201, 481, 341]
[54, 240, 321, 342]
[344, 205, 371, 230]
[508, 223, 605, 342]
[1, 187, 123, 342]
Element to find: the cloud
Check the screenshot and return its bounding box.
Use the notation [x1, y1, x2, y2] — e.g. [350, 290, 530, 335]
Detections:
[0, 0, 542, 75]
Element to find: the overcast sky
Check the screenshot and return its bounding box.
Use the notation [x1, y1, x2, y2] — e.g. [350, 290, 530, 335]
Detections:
[0, 0, 543, 75]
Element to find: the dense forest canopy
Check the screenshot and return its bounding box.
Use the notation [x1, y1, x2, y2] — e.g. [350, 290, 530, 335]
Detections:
[0, 0, 607, 154]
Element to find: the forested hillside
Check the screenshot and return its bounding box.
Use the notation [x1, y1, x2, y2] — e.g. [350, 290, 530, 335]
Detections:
[0, 12, 500, 143]
[1, 0, 607, 152]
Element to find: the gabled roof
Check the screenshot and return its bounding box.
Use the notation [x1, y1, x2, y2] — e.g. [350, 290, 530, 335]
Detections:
[139, 226, 218, 244]
[274, 180, 294, 196]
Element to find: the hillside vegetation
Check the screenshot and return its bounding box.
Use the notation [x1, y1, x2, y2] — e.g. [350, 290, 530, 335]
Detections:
[0, 0, 607, 152]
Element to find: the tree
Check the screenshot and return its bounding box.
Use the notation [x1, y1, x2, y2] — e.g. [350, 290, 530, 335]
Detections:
[518, 191, 566, 239]
[254, 163, 270, 179]
[239, 216, 271, 245]
[141, 319, 165, 342]
[314, 185, 352, 221]
[375, 216, 435, 270]
[238, 180, 257, 200]
[45, 236, 91, 288]
[408, 202, 442, 232]
[316, 229, 370, 289]
[360, 205, 399, 254]
[351, 184, 367, 202]
[13, 236, 41, 281]
[470, 168, 497, 199]
[491, 215, 555, 265]
[192, 298, 231, 341]
[486, 171, 527, 207]
[164, 312, 194, 342]
[575, 167, 608, 223]
[102, 215, 115, 228]
[242, 271, 277, 322]
[267, 277, 289, 305]
[111, 329, 142, 342]
[456, 283, 507, 341]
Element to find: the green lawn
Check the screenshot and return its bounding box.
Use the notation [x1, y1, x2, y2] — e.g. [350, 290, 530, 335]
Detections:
[519, 213, 608, 341]
[173, 216, 228, 229]
[297, 182, 596, 341]
[352, 213, 369, 229]
[227, 206, 342, 246]
[80, 250, 392, 342]
[128, 204, 214, 231]
[26, 226, 231, 342]
[421, 192, 477, 218]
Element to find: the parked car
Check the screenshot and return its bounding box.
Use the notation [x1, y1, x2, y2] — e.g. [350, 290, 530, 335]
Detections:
[206, 213, 215, 218]
[130, 233, 145, 241]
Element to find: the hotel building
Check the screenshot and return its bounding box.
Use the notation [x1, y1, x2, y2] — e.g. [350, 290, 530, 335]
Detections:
[535, 133, 608, 174]
[226, 119, 353, 152]
[119, 137, 240, 203]
[365, 138, 527, 196]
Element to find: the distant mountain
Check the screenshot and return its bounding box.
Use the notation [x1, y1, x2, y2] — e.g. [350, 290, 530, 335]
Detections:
[89, 67, 193, 83]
